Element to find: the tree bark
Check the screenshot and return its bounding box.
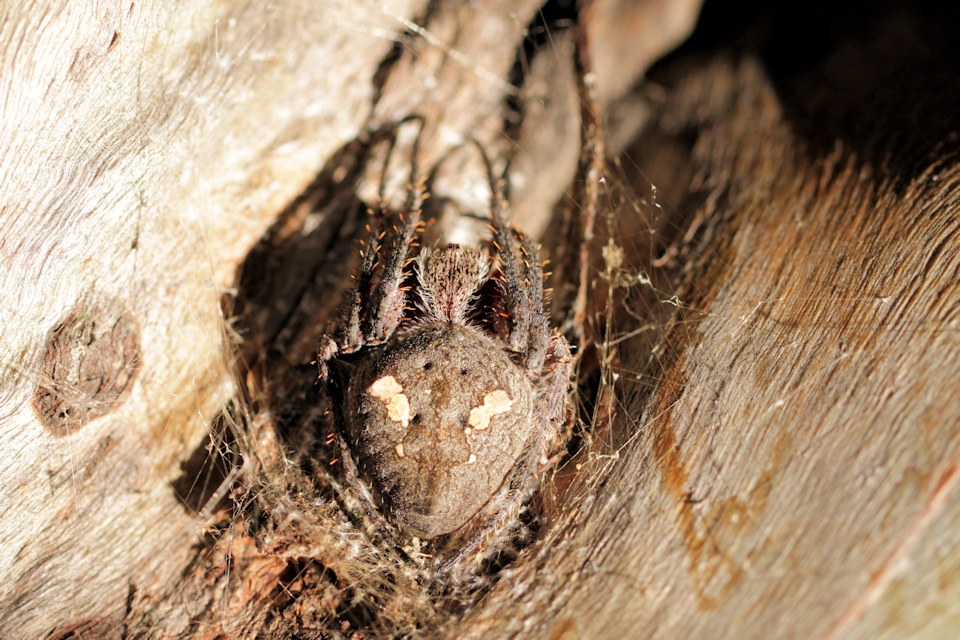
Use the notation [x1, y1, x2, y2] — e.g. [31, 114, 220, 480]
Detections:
[2, 1, 958, 639]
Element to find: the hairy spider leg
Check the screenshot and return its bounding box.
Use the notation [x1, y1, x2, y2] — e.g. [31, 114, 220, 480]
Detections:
[364, 117, 427, 343]
[512, 229, 551, 371]
[472, 139, 536, 363]
[341, 206, 382, 351]
[318, 116, 427, 377]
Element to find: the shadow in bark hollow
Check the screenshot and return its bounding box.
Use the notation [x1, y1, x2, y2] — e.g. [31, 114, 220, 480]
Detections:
[172, 415, 236, 515]
[173, 137, 372, 516]
[502, 0, 579, 141]
[659, 0, 960, 191]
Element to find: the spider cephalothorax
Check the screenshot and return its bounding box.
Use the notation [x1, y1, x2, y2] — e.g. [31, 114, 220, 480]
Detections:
[318, 134, 572, 568]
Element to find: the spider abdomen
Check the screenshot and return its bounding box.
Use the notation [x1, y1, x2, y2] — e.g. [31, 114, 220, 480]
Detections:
[346, 323, 535, 539]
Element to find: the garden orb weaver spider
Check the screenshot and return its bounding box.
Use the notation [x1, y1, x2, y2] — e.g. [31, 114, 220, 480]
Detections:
[318, 120, 572, 567]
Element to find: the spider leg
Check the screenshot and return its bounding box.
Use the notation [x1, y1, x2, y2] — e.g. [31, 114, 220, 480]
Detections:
[364, 119, 426, 343]
[335, 429, 394, 533]
[570, 41, 604, 347]
[345, 206, 383, 345]
[316, 201, 382, 379]
[510, 332, 572, 500]
[539, 333, 574, 455]
[473, 141, 533, 360]
[317, 117, 429, 378]
[512, 228, 551, 371]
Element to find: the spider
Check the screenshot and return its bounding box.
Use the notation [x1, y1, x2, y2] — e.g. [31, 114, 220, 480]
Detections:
[318, 121, 573, 570]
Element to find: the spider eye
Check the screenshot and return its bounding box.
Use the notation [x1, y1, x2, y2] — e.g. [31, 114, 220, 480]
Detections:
[460, 368, 469, 376]
[423, 362, 433, 370]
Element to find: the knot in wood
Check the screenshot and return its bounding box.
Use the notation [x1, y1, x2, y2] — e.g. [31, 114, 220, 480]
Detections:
[32, 299, 141, 436]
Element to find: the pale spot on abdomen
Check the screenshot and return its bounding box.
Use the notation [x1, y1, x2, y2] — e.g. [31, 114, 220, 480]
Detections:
[468, 389, 514, 431]
[369, 375, 411, 428]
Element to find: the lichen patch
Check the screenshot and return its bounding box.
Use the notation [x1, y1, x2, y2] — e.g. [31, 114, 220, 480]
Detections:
[369, 375, 411, 428]
[468, 389, 513, 431]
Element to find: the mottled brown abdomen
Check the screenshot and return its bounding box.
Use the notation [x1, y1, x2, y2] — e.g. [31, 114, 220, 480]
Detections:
[346, 323, 534, 538]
